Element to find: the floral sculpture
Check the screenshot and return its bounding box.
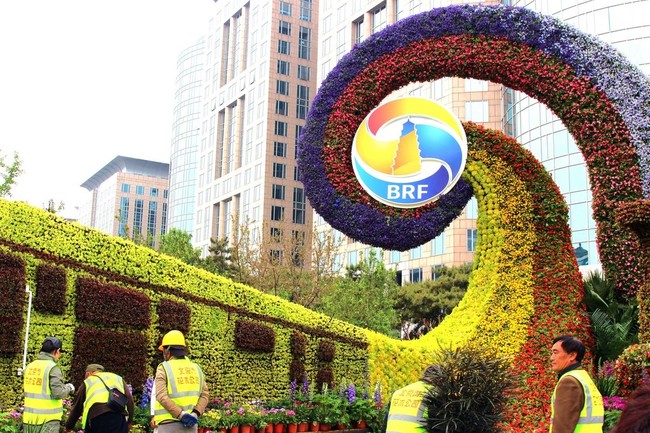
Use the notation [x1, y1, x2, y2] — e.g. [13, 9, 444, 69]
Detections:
[298, 4, 650, 431]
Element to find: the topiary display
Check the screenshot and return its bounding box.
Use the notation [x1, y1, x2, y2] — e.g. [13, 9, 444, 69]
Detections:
[423, 346, 516, 433]
[317, 340, 336, 362]
[34, 264, 67, 315]
[291, 331, 307, 358]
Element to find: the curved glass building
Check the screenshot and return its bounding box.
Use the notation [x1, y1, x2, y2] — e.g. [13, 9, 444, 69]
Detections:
[506, 0, 650, 271]
[168, 37, 205, 233]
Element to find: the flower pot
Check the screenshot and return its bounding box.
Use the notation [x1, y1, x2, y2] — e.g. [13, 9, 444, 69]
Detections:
[319, 424, 332, 431]
[297, 422, 309, 432]
[240, 426, 253, 433]
[273, 423, 286, 433]
[265, 424, 273, 433]
[336, 424, 346, 431]
[287, 423, 298, 433]
[308, 422, 320, 432]
[355, 419, 367, 429]
[230, 426, 240, 433]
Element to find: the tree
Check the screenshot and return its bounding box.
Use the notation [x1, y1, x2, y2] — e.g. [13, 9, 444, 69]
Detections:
[200, 237, 239, 278]
[393, 263, 471, 339]
[0, 150, 22, 197]
[317, 250, 400, 336]
[43, 199, 65, 214]
[157, 228, 202, 265]
[227, 217, 341, 308]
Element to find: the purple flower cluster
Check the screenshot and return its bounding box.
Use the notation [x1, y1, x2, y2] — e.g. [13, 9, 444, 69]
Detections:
[298, 4, 650, 250]
[603, 396, 627, 411]
[141, 377, 154, 409]
[346, 383, 357, 404]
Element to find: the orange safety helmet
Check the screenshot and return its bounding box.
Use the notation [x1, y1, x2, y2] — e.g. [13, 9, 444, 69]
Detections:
[158, 330, 186, 351]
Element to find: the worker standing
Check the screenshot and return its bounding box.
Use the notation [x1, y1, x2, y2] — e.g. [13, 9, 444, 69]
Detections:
[22, 337, 75, 433]
[153, 330, 209, 433]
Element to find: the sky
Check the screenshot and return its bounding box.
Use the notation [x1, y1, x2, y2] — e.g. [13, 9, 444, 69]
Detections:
[0, 1, 214, 219]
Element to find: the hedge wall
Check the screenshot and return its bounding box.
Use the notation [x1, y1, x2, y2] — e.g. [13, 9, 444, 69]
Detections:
[0, 199, 369, 409]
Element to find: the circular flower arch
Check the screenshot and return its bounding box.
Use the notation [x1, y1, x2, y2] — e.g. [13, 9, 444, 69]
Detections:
[298, 4, 649, 295]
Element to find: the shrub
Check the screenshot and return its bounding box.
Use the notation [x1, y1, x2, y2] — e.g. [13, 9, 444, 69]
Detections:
[423, 346, 516, 433]
[614, 343, 650, 396]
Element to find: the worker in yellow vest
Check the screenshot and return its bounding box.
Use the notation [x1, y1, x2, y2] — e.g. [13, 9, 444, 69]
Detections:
[550, 335, 604, 433]
[153, 330, 209, 433]
[23, 337, 75, 433]
[64, 363, 135, 433]
[383, 365, 437, 433]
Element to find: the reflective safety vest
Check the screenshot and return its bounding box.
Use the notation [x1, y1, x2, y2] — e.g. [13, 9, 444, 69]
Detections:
[82, 372, 126, 428]
[23, 359, 63, 425]
[551, 369, 604, 433]
[153, 358, 204, 424]
[385, 380, 431, 433]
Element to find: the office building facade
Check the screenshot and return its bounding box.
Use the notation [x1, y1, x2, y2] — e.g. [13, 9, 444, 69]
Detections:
[191, 0, 319, 262]
[80, 156, 170, 248]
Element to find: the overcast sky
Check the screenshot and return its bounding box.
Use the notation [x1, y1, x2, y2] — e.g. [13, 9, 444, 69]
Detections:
[0, 1, 214, 219]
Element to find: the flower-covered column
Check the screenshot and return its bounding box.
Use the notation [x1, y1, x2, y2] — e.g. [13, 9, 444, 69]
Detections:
[616, 200, 650, 342]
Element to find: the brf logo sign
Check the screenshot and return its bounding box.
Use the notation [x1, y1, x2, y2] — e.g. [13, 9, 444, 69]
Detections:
[351, 97, 467, 208]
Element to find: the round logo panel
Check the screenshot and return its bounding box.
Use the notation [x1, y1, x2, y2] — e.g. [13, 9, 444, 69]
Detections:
[351, 97, 467, 208]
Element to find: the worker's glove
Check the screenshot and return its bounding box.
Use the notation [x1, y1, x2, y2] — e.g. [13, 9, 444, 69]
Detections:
[180, 411, 198, 427]
[65, 383, 75, 394]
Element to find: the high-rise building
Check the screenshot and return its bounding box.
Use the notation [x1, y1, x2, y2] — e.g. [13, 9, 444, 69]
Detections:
[168, 38, 206, 234]
[507, 0, 650, 272]
[80, 156, 170, 248]
[191, 0, 319, 261]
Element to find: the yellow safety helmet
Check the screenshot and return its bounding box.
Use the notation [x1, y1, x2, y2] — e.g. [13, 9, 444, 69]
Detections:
[158, 330, 186, 351]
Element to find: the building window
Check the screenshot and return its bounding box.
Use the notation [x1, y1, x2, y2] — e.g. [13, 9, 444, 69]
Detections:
[278, 20, 291, 35]
[274, 121, 288, 136]
[271, 205, 284, 221]
[136, 185, 144, 195]
[410, 245, 422, 259]
[121, 183, 130, 193]
[133, 199, 144, 235]
[300, 0, 312, 21]
[465, 101, 489, 122]
[270, 226, 282, 242]
[409, 268, 423, 283]
[118, 197, 129, 237]
[390, 250, 400, 263]
[465, 78, 488, 92]
[163, 189, 168, 199]
[372, 5, 387, 34]
[294, 166, 300, 181]
[274, 141, 287, 157]
[431, 233, 445, 255]
[278, 39, 291, 55]
[277, 59, 290, 75]
[354, 18, 365, 44]
[297, 65, 310, 81]
[148, 201, 158, 242]
[276, 80, 290, 95]
[273, 162, 286, 178]
[298, 26, 311, 60]
[272, 184, 286, 200]
[293, 187, 306, 224]
[279, 1, 292, 16]
[161, 202, 167, 235]
[467, 229, 478, 252]
[150, 187, 159, 197]
[296, 85, 310, 119]
[466, 196, 478, 219]
[432, 264, 443, 281]
[348, 250, 359, 266]
[276, 100, 289, 115]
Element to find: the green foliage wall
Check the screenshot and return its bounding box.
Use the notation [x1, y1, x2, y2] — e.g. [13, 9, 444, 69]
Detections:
[0, 200, 369, 409]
